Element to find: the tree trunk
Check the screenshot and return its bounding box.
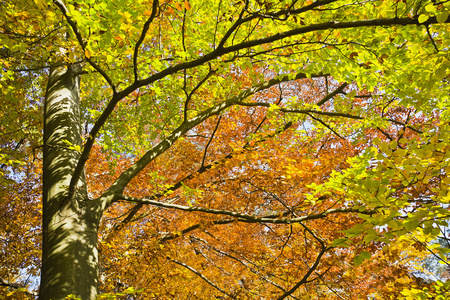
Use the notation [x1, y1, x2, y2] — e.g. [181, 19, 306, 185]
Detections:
[40, 65, 102, 300]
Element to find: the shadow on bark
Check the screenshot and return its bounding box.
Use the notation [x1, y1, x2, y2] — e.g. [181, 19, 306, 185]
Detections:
[40, 66, 102, 300]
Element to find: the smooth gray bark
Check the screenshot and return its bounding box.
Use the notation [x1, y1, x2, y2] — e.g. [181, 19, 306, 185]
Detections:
[40, 65, 102, 300]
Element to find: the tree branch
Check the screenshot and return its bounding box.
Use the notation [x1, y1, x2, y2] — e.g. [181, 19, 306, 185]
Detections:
[117, 194, 376, 224]
[133, 0, 159, 81]
[215, 0, 249, 50]
[315, 82, 348, 106]
[277, 244, 329, 299]
[170, 259, 235, 298]
[222, 16, 449, 55]
[184, 64, 216, 121]
[236, 101, 423, 134]
[307, 113, 344, 139]
[158, 219, 235, 243]
[201, 115, 222, 168]
[0, 277, 38, 297]
[426, 25, 439, 53]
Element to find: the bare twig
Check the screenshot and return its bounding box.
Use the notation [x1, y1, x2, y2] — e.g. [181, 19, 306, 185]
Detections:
[170, 259, 235, 298]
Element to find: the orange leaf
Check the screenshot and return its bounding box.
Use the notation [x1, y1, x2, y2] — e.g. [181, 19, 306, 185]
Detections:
[175, 3, 182, 10]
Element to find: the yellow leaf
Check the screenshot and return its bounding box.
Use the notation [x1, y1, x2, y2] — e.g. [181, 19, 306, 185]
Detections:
[418, 14, 429, 23]
[184, 1, 191, 10]
[34, 0, 47, 11]
[85, 49, 91, 58]
[7, 291, 16, 296]
[122, 11, 132, 22]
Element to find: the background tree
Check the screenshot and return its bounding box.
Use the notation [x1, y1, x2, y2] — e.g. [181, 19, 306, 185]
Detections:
[1, 0, 450, 299]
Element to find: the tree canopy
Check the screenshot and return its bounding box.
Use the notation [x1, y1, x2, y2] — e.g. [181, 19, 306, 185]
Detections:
[1, 0, 450, 299]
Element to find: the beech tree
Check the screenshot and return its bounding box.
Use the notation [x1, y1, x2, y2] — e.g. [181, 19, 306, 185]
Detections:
[1, 0, 450, 299]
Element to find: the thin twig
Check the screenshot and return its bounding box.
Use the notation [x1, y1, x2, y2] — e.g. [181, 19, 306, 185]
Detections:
[170, 259, 235, 298]
[201, 115, 222, 167]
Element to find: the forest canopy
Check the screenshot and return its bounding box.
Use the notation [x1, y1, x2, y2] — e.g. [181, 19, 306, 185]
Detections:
[1, 0, 450, 299]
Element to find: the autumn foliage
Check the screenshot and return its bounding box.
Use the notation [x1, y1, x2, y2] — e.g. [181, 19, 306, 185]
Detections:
[81, 77, 433, 299]
[2, 0, 450, 299]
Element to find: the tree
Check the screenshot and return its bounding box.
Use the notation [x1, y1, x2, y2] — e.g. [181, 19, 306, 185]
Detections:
[1, 0, 450, 299]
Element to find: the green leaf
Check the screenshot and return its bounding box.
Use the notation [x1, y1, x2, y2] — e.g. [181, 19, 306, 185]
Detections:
[437, 11, 450, 23]
[403, 219, 420, 231]
[353, 251, 371, 266]
[332, 238, 351, 247]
